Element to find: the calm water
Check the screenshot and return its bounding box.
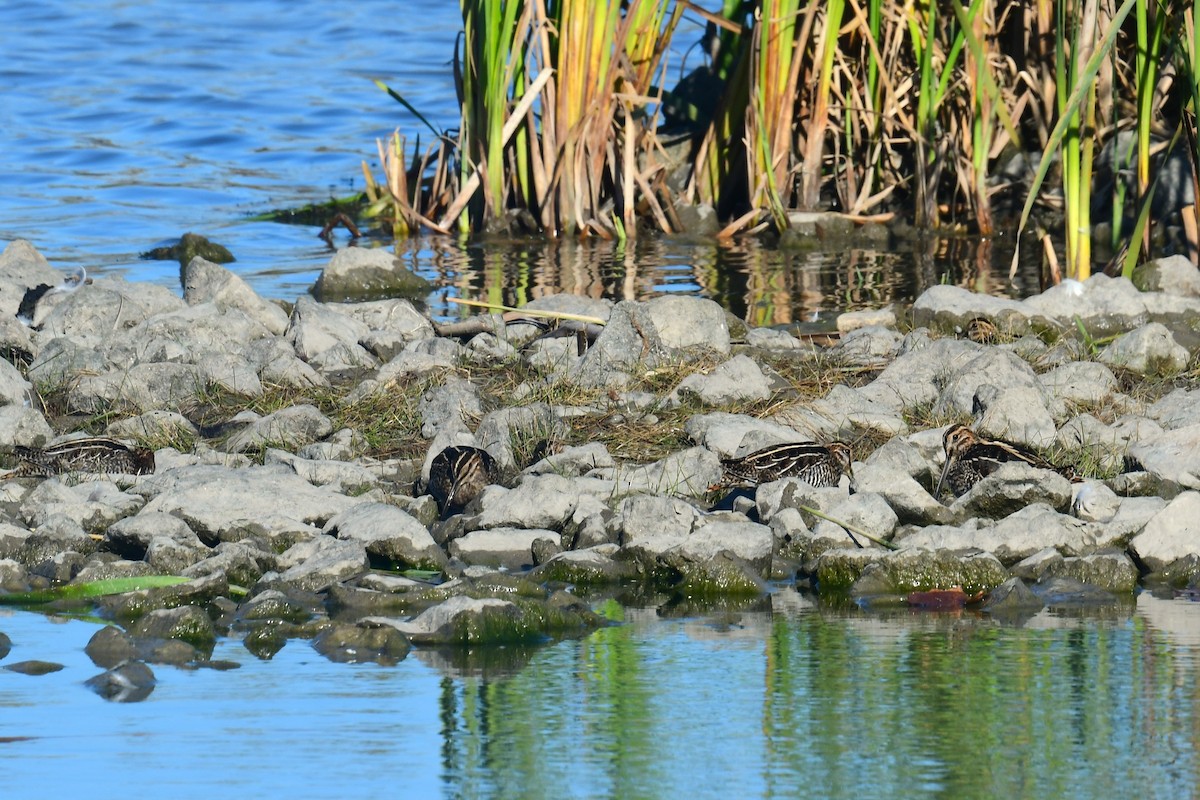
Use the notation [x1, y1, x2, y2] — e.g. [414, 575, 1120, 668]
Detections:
[3, 593, 1199, 799]
[0, 0, 1038, 325]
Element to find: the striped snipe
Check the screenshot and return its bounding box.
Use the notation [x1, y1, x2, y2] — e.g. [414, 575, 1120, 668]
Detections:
[426, 445, 498, 515]
[3, 436, 155, 478]
[712, 441, 852, 491]
[935, 424, 1075, 498]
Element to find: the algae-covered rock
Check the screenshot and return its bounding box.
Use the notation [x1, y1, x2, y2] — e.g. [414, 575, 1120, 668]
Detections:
[311, 247, 431, 302]
[130, 605, 216, 651]
[312, 621, 410, 665]
[813, 546, 1007, 596]
[369, 594, 602, 646]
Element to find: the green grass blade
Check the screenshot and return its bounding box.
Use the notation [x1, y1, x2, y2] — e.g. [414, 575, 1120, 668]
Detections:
[0, 576, 191, 606]
[373, 79, 442, 138]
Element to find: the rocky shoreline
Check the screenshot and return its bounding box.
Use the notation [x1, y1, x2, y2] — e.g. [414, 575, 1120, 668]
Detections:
[1, 237, 1199, 697]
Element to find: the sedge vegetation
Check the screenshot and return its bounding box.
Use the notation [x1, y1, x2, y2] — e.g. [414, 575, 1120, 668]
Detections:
[365, 0, 1200, 282]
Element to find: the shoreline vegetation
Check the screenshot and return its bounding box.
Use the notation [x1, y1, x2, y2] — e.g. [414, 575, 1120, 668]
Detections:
[347, 0, 1200, 287]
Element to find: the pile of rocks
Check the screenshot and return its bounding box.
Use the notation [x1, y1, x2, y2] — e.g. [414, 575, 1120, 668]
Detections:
[2, 237, 1199, 683]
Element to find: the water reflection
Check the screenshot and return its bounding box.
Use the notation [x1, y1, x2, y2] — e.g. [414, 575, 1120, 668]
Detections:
[412, 231, 1045, 326]
[431, 592, 1200, 799]
[5, 593, 1196, 798]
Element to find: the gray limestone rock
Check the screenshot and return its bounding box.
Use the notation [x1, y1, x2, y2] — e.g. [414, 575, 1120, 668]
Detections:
[134, 464, 362, 541]
[468, 473, 579, 531]
[323, 502, 446, 571]
[286, 296, 377, 372]
[1126, 423, 1200, 489]
[812, 492, 898, 547]
[972, 384, 1058, 449]
[837, 308, 898, 333]
[948, 461, 1073, 519]
[911, 284, 1041, 335]
[525, 442, 614, 477]
[792, 384, 908, 440]
[831, 547, 1008, 596]
[575, 301, 671, 387]
[756, 479, 851, 525]
[1051, 551, 1139, 593]
[671, 354, 772, 405]
[0, 239, 63, 317]
[856, 336, 980, 414]
[275, 535, 370, 591]
[1098, 322, 1190, 375]
[829, 325, 901, 367]
[592, 446, 723, 500]
[448, 527, 561, 570]
[221, 404, 333, 453]
[1132, 254, 1200, 297]
[932, 348, 1054, 421]
[1023, 275, 1150, 337]
[529, 544, 640, 585]
[36, 279, 185, 340]
[85, 661, 156, 703]
[182, 256, 289, 335]
[68, 362, 205, 414]
[1128, 492, 1200, 572]
[104, 511, 205, 560]
[106, 410, 199, 443]
[617, 494, 702, 546]
[850, 461, 953, 526]
[312, 621, 410, 665]
[1009, 547, 1065, 581]
[265, 450, 380, 495]
[898, 503, 1094, 565]
[20, 480, 144, 534]
[686, 411, 812, 458]
[0, 358, 32, 407]
[1146, 388, 1200, 430]
[0, 404, 54, 449]
[1039, 360, 1119, 407]
[646, 295, 730, 354]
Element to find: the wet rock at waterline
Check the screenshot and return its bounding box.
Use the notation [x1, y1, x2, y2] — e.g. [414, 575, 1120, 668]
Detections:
[3, 237, 1200, 685]
[85, 661, 157, 703]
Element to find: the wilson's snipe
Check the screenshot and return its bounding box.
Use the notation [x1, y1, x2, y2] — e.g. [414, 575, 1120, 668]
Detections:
[426, 445, 498, 514]
[3, 436, 155, 478]
[935, 424, 1075, 498]
[712, 441, 852, 491]
[965, 317, 999, 344]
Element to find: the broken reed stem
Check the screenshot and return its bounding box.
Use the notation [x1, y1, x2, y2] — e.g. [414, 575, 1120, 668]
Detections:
[797, 504, 899, 550]
[446, 296, 607, 325]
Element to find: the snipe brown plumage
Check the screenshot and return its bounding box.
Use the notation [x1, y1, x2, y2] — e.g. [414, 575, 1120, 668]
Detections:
[426, 445, 498, 515]
[713, 442, 852, 491]
[3, 436, 155, 478]
[935, 424, 1075, 498]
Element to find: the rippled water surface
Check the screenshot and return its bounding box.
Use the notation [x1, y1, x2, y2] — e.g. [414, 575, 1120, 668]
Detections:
[0, 0, 1039, 324]
[3, 593, 1200, 798]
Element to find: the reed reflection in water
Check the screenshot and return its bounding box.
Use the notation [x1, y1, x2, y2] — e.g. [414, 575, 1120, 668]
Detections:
[433, 593, 1200, 800]
[408, 231, 1044, 326]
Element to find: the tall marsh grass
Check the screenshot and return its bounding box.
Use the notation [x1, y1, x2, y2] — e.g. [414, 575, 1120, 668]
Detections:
[367, 0, 1200, 280]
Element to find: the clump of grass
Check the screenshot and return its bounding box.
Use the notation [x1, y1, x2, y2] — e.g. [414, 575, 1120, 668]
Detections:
[330, 380, 430, 460]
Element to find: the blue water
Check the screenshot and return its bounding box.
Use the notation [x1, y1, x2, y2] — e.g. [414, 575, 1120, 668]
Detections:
[0, 0, 464, 299]
[3, 594, 1200, 799]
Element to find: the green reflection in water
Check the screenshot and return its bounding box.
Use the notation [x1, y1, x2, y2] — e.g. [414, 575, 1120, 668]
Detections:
[436, 598, 1200, 800]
